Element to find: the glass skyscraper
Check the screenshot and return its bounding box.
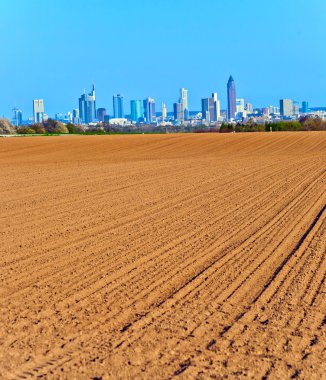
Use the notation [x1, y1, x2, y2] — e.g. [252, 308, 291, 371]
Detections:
[130, 100, 143, 122]
[33, 99, 45, 123]
[143, 97, 156, 123]
[227, 76, 236, 120]
[113, 94, 124, 118]
[79, 85, 96, 124]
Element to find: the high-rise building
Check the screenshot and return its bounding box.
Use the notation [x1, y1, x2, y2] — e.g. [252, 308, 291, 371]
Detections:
[262, 107, 270, 116]
[113, 94, 124, 118]
[269, 105, 280, 115]
[236, 98, 245, 119]
[173, 102, 184, 122]
[246, 103, 253, 114]
[130, 100, 142, 122]
[227, 76, 236, 120]
[280, 99, 293, 117]
[202, 94, 220, 122]
[33, 99, 45, 123]
[212, 93, 221, 119]
[79, 85, 96, 124]
[180, 88, 188, 120]
[73, 109, 80, 124]
[161, 102, 167, 122]
[302, 101, 309, 113]
[143, 97, 156, 123]
[97, 108, 107, 122]
[12, 107, 23, 126]
[293, 101, 300, 116]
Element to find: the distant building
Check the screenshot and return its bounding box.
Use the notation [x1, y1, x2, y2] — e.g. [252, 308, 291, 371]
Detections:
[202, 93, 220, 122]
[302, 101, 309, 113]
[79, 85, 96, 124]
[73, 109, 80, 124]
[97, 108, 107, 122]
[173, 102, 184, 122]
[161, 102, 167, 122]
[143, 97, 156, 123]
[212, 93, 221, 119]
[246, 103, 253, 114]
[12, 107, 23, 126]
[293, 101, 300, 116]
[280, 99, 293, 117]
[262, 107, 270, 116]
[130, 100, 142, 122]
[227, 76, 236, 120]
[236, 98, 245, 119]
[113, 94, 124, 118]
[33, 99, 45, 123]
[180, 88, 188, 120]
[269, 105, 280, 115]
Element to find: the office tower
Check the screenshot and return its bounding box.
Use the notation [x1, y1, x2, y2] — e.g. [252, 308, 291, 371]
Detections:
[79, 85, 96, 124]
[73, 109, 80, 124]
[212, 93, 221, 119]
[293, 101, 300, 116]
[246, 103, 253, 114]
[174, 102, 184, 122]
[161, 102, 167, 122]
[280, 99, 293, 117]
[55, 113, 63, 121]
[227, 76, 236, 120]
[143, 97, 156, 123]
[66, 112, 72, 122]
[236, 99, 245, 113]
[262, 107, 270, 116]
[180, 88, 188, 120]
[202, 94, 219, 122]
[236, 98, 245, 119]
[97, 108, 107, 122]
[33, 99, 45, 123]
[130, 100, 142, 122]
[302, 101, 309, 113]
[113, 94, 124, 118]
[12, 107, 22, 126]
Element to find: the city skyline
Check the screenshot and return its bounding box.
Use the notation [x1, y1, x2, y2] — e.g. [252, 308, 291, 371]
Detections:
[3, 77, 320, 123]
[1, 0, 325, 118]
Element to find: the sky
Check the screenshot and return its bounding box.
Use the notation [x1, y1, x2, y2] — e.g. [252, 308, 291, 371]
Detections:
[0, 0, 325, 118]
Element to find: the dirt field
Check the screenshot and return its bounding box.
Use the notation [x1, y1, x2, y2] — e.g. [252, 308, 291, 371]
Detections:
[0, 132, 325, 379]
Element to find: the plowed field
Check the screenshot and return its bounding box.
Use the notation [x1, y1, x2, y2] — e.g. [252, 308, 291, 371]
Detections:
[0, 132, 325, 379]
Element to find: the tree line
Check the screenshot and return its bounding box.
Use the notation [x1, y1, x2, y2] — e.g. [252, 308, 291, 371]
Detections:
[0, 116, 326, 135]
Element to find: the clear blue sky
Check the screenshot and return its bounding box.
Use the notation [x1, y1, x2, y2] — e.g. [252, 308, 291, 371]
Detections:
[1, 0, 325, 118]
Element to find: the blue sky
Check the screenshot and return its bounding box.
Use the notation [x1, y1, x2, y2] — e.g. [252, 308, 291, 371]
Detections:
[0, 0, 325, 118]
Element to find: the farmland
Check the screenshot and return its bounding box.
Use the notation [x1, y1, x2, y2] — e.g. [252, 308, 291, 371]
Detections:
[0, 133, 325, 379]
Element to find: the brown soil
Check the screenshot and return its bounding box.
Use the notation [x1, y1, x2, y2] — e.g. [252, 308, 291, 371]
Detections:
[0, 133, 325, 380]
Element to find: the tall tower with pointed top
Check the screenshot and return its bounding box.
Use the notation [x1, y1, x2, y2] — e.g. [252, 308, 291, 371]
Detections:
[227, 76, 236, 120]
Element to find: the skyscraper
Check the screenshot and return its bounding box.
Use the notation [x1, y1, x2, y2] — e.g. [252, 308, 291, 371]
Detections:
[180, 88, 188, 120]
[73, 109, 80, 124]
[227, 76, 236, 120]
[79, 85, 96, 124]
[280, 99, 293, 117]
[236, 98, 245, 119]
[212, 93, 221, 119]
[113, 94, 124, 118]
[302, 101, 309, 113]
[201, 93, 220, 122]
[143, 97, 156, 123]
[293, 101, 300, 116]
[97, 108, 107, 122]
[161, 102, 167, 122]
[173, 102, 184, 122]
[130, 100, 142, 122]
[12, 107, 23, 126]
[33, 99, 44, 123]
